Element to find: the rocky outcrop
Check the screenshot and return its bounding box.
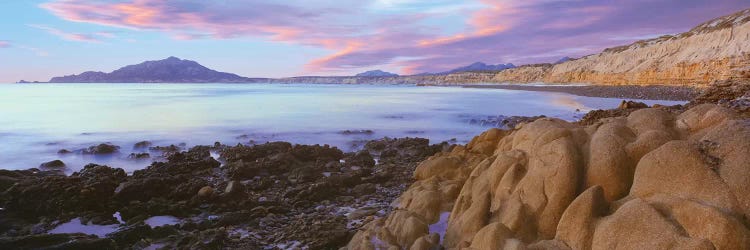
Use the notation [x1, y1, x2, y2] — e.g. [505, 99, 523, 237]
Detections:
[345, 83, 750, 249]
[494, 9, 750, 86]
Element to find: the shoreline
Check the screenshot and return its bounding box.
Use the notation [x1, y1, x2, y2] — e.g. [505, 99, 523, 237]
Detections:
[15, 81, 699, 101]
[1, 81, 746, 249]
[460, 84, 698, 101]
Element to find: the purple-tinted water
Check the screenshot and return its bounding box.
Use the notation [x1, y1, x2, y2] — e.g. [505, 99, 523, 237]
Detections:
[0, 83, 684, 173]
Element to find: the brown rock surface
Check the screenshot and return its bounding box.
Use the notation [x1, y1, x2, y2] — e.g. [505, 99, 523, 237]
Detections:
[345, 101, 750, 249]
[493, 9, 750, 86]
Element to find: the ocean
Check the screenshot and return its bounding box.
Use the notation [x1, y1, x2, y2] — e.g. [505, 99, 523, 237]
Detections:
[0, 83, 684, 173]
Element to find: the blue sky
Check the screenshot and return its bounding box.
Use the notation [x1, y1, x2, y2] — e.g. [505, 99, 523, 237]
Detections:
[0, 0, 748, 82]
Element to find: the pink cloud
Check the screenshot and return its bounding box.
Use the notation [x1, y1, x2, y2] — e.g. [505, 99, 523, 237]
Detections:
[40, 0, 750, 74]
[0, 41, 10, 48]
[28, 24, 105, 43]
[306, 0, 750, 74]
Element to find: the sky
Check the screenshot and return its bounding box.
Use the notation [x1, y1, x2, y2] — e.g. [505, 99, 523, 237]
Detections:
[0, 0, 748, 82]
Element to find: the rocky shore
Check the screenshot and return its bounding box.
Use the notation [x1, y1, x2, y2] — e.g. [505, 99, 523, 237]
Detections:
[1, 80, 748, 249]
[0, 138, 452, 249]
[345, 80, 750, 249]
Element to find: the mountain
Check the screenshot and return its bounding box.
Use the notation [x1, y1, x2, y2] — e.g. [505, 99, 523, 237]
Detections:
[554, 56, 572, 64]
[494, 8, 750, 85]
[442, 62, 516, 74]
[355, 70, 399, 77]
[49, 57, 263, 83]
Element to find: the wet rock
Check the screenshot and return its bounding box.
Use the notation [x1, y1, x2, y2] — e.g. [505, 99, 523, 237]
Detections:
[340, 129, 375, 135]
[0, 171, 24, 192]
[57, 149, 71, 154]
[617, 100, 649, 109]
[0, 234, 115, 249]
[467, 114, 546, 129]
[347, 208, 377, 220]
[106, 223, 152, 247]
[82, 143, 120, 154]
[148, 144, 182, 157]
[352, 183, 376, 195]
[39, 160, 65, 169]
[223, 181, 242, 195]
[1, 137, 450, 249]
[2, 164, 127, 218]
[346, 151, 375, 168]
[197, 186, 214, 199]
[133, 141, 153, 149]
[128, 153, 151, 159]
[288, 166, 318, 184]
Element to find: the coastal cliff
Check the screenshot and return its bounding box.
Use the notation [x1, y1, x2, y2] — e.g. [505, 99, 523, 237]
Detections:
[495, 9, 750, 86]
[345, 81, 750, 249]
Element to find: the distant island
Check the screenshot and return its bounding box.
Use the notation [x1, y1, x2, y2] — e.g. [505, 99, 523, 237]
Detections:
[355, 70, 399, 77]
[48, 57, 264, 83]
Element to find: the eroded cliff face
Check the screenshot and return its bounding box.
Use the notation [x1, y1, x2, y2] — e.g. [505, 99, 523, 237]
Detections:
[344, 90, 750, 249]
[494, 9, 750, 86]
[491, 64, 553, 83]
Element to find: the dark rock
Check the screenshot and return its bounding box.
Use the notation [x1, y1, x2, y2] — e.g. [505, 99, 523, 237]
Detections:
[128, 153, 150, 159]
[288, 166, 318, 184]
[57, 149, 71, 154]
[40, 160, 66, 169]
[618, 100, 649, 109]
[2, 164, 126, 218]
[466, 114, 546, 129]
[339, 129, 374, 135]
[223, 181, 242, 195]
[148, 144, 182, 157]
[0, 138, 450, 249]
[133, 141, 153, 149]
[82, 143, 120, 154]
[352, 183, 376, 195]
[106, 223, 152, 247]
[0, 234, 115, 249]
[346, 151, 375, 168]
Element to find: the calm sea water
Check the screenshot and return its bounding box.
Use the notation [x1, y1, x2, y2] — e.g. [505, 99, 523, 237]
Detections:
[0, 83, 684, 173]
